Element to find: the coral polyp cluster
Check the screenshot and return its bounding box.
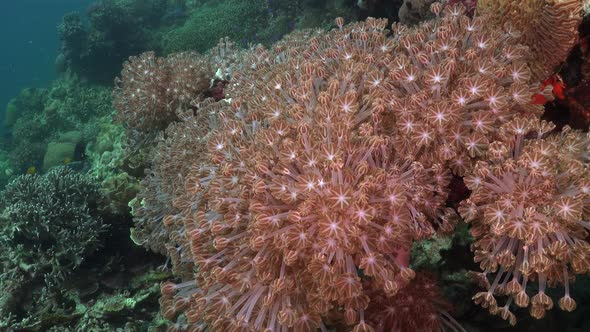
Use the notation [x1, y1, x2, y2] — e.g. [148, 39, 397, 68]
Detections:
[113, 51, 214, 146]
[364, 273, 460, 331]
[158, 16, 459, 331]
[461, 117, 590, 322]
[477, 0, 583, 79]
[379, 5, 543, 174]
[112, 1, 587, 331]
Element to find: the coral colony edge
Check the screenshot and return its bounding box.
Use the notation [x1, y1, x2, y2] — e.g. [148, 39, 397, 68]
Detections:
[113, 0, 589, 331]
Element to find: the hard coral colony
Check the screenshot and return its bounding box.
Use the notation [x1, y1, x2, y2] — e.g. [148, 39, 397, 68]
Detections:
[115, 1, 587, 331]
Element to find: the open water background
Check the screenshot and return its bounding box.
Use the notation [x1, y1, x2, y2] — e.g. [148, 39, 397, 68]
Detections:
[0, 0, 95, 132]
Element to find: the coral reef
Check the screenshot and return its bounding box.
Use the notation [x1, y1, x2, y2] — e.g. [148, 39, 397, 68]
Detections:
[161, 0, 271, 53]
[57, 0, 362, 85]
[0, 162, 169, 330]
[58, 0, 171, 83]
[0, 151, 14, 193]
[42, 142, 76, 170]
[2, 0, 587, 330]
[3, 98, 21, 128]
[83, 114, 145, 216]
[0, 167, 105, 328]
[112, 1, 588, 330]
[5, 78, 112, 173]
[162, 0, 366, 54]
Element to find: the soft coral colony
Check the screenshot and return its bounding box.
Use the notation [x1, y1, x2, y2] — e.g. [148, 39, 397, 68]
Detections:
[114, 1, 587, 331]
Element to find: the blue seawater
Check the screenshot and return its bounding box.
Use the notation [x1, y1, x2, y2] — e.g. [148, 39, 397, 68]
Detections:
[0, 0, 94, 132]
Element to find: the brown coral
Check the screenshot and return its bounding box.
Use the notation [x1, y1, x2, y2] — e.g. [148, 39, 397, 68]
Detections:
[477, 0, 584, 80]
[381, 4, 543, 174]
[460, 117, 590, 323]
[112, 1, 587, 330]
[113, 51, 213, 146]
[161, 16, 457, 332]
[125, 39, 247, 259]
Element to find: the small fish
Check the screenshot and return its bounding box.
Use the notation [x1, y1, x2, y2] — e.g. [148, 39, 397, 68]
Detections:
[27, 166, 37, 175]
[64, 157, 72, 164]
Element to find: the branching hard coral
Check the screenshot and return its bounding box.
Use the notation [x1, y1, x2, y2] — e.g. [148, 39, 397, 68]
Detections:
[0, 167, 105, 280]
[460, 117, 590, 324]
[477, 0, 584, 80]
[0, 167, 106, 324]
[58, 0, 170, 83]
[6, 78, 112, 173]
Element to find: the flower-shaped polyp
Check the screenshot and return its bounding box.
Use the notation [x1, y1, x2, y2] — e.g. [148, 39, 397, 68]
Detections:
[461, 118, 590, 323]
[178, 18, 455, 330]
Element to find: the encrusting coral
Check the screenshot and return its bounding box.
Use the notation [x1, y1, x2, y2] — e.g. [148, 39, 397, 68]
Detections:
[113, 1, 587, 331]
